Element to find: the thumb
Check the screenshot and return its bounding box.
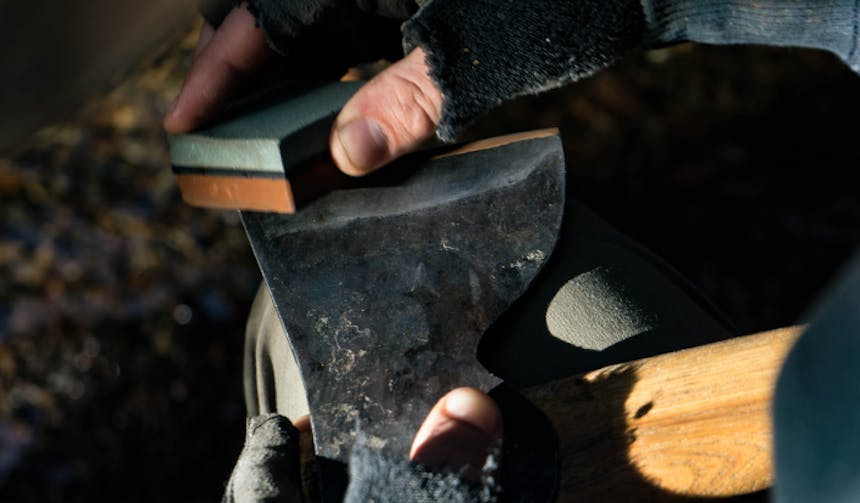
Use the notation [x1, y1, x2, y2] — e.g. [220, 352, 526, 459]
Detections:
[409, 387, 502, 482]
[330, 48, 443, 176]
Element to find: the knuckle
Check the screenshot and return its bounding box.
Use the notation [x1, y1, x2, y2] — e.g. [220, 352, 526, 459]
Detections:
[376, 67, 441, 151]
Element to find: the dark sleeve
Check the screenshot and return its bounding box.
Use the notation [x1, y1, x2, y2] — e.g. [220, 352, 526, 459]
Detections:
[199, 0, 237, 28]
[243, 0, 413, 79]
[247, 0, 419, 55]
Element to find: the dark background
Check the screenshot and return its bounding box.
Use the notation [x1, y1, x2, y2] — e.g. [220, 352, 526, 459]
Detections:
[1, 20, 858, 502]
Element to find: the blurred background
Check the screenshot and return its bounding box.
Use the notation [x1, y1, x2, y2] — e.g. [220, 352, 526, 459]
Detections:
[0, 7, 858, 503]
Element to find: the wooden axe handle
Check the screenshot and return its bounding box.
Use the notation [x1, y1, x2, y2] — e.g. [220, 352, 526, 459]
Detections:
[523, 326, 801, 501]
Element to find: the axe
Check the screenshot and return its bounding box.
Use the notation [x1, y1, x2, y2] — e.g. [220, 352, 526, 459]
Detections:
[169, 83, 786, 501]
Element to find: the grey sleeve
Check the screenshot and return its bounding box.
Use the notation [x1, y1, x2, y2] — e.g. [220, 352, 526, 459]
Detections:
[642, 0, 860, 73]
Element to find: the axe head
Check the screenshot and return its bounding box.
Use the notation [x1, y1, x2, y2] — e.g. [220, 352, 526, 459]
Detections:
[243, 130, 565, 500]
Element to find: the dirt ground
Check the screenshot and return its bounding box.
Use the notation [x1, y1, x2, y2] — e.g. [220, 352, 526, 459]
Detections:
[0, 21, 858, 503]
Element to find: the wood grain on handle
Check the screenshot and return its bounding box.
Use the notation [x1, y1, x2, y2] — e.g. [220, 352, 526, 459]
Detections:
[523, 326, 802, 501]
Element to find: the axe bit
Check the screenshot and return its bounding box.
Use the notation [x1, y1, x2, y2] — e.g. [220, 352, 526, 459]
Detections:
[169, 83, 564, 501]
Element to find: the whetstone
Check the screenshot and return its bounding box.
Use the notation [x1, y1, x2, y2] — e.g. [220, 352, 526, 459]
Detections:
[168, 81, 362, 213]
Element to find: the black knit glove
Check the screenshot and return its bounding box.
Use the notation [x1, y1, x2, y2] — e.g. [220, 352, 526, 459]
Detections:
[402, 0, 646, 140]
[345, 443, 499, 503]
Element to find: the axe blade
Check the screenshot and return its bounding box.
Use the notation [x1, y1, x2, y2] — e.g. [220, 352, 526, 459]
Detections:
[242, 131, 565, 501]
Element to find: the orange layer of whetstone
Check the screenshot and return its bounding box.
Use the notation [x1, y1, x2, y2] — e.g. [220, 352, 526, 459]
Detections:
[176, 174, 295, 213]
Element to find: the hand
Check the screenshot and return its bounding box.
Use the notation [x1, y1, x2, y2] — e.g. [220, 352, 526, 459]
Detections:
[164, 4, 443, 177]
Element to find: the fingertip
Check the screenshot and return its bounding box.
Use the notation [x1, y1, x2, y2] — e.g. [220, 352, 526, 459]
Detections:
[443, 387, 502, 438]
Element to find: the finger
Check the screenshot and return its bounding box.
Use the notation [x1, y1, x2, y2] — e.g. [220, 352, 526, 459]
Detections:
[164, 4, 270, 134]
[330, 48, 443, 176]
[194, 23, 216, 57]
[409, 387, 502, 482]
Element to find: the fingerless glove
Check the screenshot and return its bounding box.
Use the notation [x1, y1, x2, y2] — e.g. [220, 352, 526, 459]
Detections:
[402, 0, 646, 140]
